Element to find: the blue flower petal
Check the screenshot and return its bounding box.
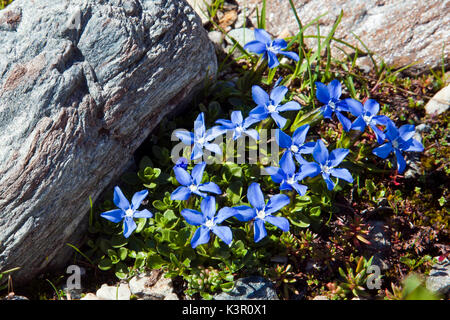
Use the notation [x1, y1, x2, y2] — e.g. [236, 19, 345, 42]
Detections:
[247, 182, 266, 210]
[335, 111, 352, 132]
[345, 98, 364, 117]
[279, 50, 299, 61]
[191, 143, 203, 160]
[252, 85, 270, 106]
[373, 143, 393, 159]
[191, 162, 206, 185]
[211, 226, 233, 245]
[230, 110, 243, 125]
[328, 148, 349, 167]
[398, 124, 416, 141]
[100, 209, 124, 223]
[270, 86, 288, 105]
[299, 162, 321, 178]
[191, 226, 211, 248]
[234, 206, 256, 222]
[201, 196, 216, 220]
[277, 101, 301, 112]
[313, 140, 329, 165]
[267, 51, 280, 69]
[113, 186, 130, 211]
[254, 28, 272, 44]
[123, 217, 137, 238]
[244, 129, 259, 141]
[364, 99, 380, 116]
[322, 173, 335, 190]
[198, 182, 222, 194]
[271, 112, 287, 129]
[276, 129, 292, 149]
[291, 182, 308, 196]
[194, 113, 205, 138]
[351, 116, 367, 132]
[131, 190, 148, 210]
[181, 209, 205, 226]
[315, 82, 331, 104]
[170, 186, 191, 201]
[403, 139, 424, 152]
[204, 142, 222, 155]
[394, 148, 407, 173]
[265, 166, 285, 183]
[265, 194, 290, 215]
[174, 130, 195, 145]
[244, 40, 266, 54]
[173, 166, 192, 186]
[292, 124, 310, 146]
[133, 209, 153, 219]
[254, 219, 267, 243]
[328, 79, 342, 100]
[265, 215, 290, 232]
[330, 168, 353, 183]
[280, 151, 296, 175]
[215, 207, 237, 224]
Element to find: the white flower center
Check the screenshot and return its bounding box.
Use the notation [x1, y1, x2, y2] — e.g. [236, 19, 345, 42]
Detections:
[197, 137, 206, 145]
[329, 101, 336, 111]
[286, 176, 296, 185]
[125, 208, 134, 218]
[189, 184, 198, 192]
[290, 145, 299, 153]
[256, 209, 267, 220]
[321, 164, 332, 174]
[267, 104, 277, 113]
[392, 139, 399, 149]
[363, 114, 373, 125]
[204, 219, 215, 229]
[236, 126, 244, 133]
[266, 42, 278, 53]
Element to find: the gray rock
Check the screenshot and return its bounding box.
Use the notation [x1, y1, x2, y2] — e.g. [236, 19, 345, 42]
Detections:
[366, 220, 391, 271]
[312, 295, 329, 300]
[0, 0, 217, 285]
[186, 0, 212, 25]
[80, 293, 101, 300]
[1, 294, 29, 300]
[235, 0, 450, 74]
[416, 124, 431, 133]
[426, 260, 450, 295]
[129, 270, 178, 300]
[226, 27, 255, 48]
[96, 283, 131, 300]
[214, 276, 279, 300]
[425, 85, 450, 115]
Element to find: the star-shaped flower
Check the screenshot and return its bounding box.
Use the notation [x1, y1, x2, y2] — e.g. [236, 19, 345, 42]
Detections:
[372, 121, 424, 173]
[276, 125, 315, 165]
[315, 80, 351, 131]
[249, 85, 301, 129]
[244, 28, 299, 69]
[100, 186, 153, 238]
[216, 110, 260, 140]
[234, 183, 290, 242]
[181, 196, 237, 248]
[301, 140, 353, 190]
[170, 162, 221, 200]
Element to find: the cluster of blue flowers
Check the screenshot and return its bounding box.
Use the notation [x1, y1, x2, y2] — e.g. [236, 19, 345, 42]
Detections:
[100, 28, 424, 249]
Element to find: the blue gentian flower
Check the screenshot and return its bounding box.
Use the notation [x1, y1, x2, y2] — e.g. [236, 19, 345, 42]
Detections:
[244, 28, 299, 69]
[215, 110, 260, 140]
[234, 182, 290, 242]
[249, 85, 301, 129]
[345, 98, 390, 144]
[181, 196, 237, 248]
[301, 140, 353, 190]
[171, 162, 221, 200]
[315, 80, 352, 131]
[372, 121, 424, 173]
[276, 125, 315, 165]
[100, 186, 153, 238]
[174, 112, 225, 160]
[173, 157, 188, 170]
[265, 152, 308, 196]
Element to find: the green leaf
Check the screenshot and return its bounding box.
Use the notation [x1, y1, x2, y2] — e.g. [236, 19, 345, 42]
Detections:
[147, 254, 167, 269]
[98, 257, 113, 271]
[153, 200, 167, 211]
[118, 247, 128, 261]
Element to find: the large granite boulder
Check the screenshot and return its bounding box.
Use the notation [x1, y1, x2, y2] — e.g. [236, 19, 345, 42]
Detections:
[236, 0, 449, 74]
[0, 0, 217, 284]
